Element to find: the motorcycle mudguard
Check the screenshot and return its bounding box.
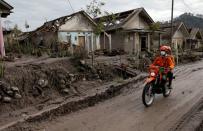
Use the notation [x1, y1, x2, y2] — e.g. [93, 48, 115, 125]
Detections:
[145, 77, 155, 84]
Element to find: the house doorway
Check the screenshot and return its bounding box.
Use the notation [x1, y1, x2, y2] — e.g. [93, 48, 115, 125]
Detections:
[141, 36, 147, 51]
[78, 36, 85, 48]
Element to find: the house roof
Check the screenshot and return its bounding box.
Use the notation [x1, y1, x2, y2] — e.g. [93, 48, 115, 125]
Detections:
[17, 32, 31, 41]
[188, 28, 203, 40]
[36, 10, 96, 32]
[0, 0, 13, 18]
[95, 8, 154, 31]
[161, 22, 190, 39]
[21, 10, 97, 40]
[2, 27, 12, 34]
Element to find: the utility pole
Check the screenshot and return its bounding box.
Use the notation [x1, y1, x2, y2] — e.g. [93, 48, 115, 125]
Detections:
[171, 0, 174, 45]
[171, 0, 178, 64]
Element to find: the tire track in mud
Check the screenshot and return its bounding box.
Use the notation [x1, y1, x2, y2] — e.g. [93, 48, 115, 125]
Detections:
[168, 61, 203, 131]
[170, 98, 203, 131]
[174, 61, 203, 79]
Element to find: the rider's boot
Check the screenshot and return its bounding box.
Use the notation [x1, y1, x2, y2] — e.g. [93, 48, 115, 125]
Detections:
[167, 72, 173, 89]
[168, 81, 173, 89]
[168, 84, 173, 89]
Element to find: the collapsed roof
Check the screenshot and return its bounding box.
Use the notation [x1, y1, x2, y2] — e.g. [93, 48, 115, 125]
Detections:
[19, 10, 97, 40]
[0, 0, 13, 18]
[95, 8, 154, 31]
[34, 10, 96, 33]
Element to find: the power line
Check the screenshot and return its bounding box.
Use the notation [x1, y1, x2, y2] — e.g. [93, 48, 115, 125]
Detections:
[181, 0, 194, 13]
[68, 0, 75, 13]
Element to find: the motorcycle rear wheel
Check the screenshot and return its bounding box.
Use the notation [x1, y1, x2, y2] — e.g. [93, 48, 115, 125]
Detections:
[142, 83, 155, 107]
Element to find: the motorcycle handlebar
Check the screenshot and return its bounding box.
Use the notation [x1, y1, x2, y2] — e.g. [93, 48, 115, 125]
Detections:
[148, 65, 171, 70]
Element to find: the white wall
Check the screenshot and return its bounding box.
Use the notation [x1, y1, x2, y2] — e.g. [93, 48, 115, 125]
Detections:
[57, 13, 100, 52]
[173, 29, 185, 49]
[123, 14, 150, 30]
[124, 33, 134, 53]
[173, 30, 184, 39]
[59, 13, 95, 32]
[134, 33, 140, 55]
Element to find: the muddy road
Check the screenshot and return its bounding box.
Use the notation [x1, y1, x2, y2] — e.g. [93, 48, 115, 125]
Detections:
[18, 61, 203, 131]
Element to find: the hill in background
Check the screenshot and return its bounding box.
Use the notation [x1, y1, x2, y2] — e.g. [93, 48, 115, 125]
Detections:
[174, 13, 203, 30]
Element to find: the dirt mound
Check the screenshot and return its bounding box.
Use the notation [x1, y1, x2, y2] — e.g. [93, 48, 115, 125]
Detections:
[0, 57, 117, 115]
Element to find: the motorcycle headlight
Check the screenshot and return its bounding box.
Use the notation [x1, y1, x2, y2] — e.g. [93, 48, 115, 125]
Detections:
[150, 72, 156, 77]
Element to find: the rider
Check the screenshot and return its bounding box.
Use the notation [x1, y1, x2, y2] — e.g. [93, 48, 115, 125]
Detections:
[150, 45, 175, 89]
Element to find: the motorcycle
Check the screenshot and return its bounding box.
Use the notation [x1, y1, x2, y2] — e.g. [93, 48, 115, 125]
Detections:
[142, 66, 174, 107]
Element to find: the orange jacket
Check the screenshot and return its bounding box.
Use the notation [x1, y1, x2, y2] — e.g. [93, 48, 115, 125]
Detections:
[151, 55, 175, 70]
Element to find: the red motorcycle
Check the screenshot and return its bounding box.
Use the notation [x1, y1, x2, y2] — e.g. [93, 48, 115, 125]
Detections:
[142, 66, 173, 107]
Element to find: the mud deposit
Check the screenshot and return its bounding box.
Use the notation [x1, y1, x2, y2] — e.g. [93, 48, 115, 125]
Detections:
[8, 60, 203, 131]
[1, 58, 78, 113]
[1, 58, 203, 131]
[2, 75, 145, 131]
[0, 57, 119, 130]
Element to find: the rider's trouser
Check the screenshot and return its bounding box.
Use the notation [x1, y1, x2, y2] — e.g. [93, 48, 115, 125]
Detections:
[167, 71, 173, 87]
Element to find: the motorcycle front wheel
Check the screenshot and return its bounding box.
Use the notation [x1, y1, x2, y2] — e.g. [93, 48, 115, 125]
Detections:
[142, 83, 155, 107]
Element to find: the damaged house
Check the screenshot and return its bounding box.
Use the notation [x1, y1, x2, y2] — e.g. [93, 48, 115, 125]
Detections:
[95, 8, 162, 55]
[187, 28, 203, 49]
[160, 22, 190, 50]
[0, 0, 13, 56]
[22, 11, 100, 54]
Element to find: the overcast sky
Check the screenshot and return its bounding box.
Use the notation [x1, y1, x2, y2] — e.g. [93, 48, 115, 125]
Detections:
[2, 0, 203, 31]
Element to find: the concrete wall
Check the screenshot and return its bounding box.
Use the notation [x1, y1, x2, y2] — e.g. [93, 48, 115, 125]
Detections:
[111, 32, 125, 50]
[151, 33, 161, 51]
[173, 30, 185, 49]
[58, 31, 99, 52]
[30, 31, 57, 48]
[101, 31, 151, 54]
[172, 38, 183, 49]
[123, 14, 150, 30]
[59, 13, 94, 32]
[124, 33, 134, 54]
[57, 13, 100, 52]
[100, 33, 109, 50]
[100, 31, 138, 54]
[100, 31, 125, 51]
[134, 33, 140, 55]
[173, 30, 184, 38]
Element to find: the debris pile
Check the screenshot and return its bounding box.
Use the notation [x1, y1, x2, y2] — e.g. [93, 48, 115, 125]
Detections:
[103, 49, 126, 56]
[94, 49, 126, 57]
[47, 68, 80, 94]
[127, 56, 152, 72]
[179, 51, 201, 63]
[0, 81, 22, 103]
[0, 56, 121, 115]
[77, 60, 115, 81]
